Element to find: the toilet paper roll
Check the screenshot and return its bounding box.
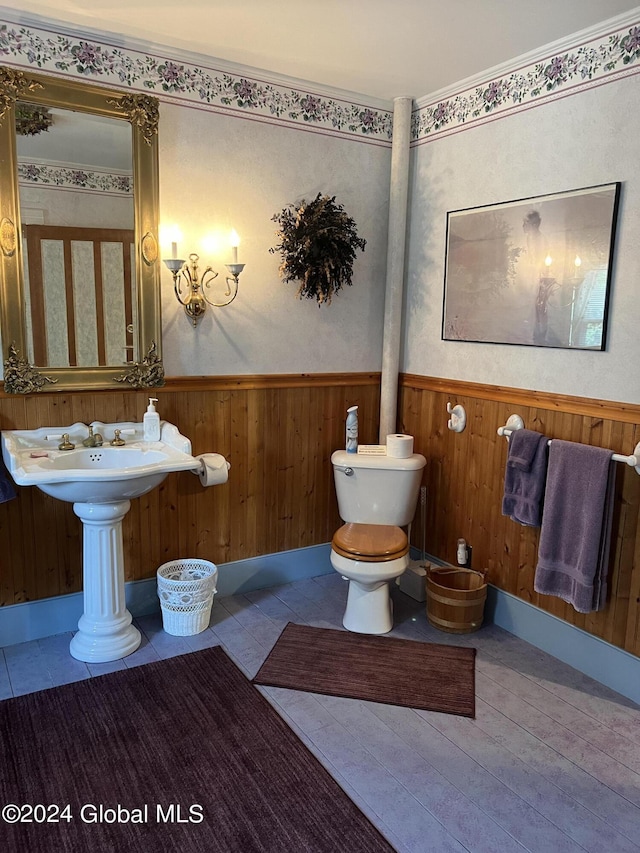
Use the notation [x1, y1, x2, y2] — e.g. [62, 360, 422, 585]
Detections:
[197, 453, 230, 487]
[386, 434, 414, 458]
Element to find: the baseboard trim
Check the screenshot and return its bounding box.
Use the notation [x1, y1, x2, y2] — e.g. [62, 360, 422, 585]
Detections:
[0, 544, 333, 648]
[485, 585, 640, 706]
[215, 543, 333, 597]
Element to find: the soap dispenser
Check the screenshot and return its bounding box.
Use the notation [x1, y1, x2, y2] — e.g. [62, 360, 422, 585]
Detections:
[143, 397, 160, 442]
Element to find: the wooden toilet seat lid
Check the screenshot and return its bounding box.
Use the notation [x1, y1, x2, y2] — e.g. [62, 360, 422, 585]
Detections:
[332, 523, 409, 562]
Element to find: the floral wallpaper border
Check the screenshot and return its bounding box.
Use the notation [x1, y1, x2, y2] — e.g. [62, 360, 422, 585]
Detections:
[1, 15, 637, 149]
[0, 19, 393, 145]
[18, 161, 133, 194]
[412, 21, 640, 143]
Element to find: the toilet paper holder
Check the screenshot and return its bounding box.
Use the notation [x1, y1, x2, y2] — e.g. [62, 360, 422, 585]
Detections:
[191, 452, 231, 486]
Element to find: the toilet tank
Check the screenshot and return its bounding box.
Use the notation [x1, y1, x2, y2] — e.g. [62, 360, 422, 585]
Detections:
[331, 450, 426, 526]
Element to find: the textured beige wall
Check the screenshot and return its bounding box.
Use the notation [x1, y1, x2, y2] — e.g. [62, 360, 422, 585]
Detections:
[158, 102, 391, 377]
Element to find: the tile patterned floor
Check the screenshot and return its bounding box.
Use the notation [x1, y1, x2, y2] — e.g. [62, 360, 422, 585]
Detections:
[2, 573, 640, 853]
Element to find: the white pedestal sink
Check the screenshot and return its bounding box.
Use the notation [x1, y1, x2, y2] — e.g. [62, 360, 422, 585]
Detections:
[1, 421, 204, 662]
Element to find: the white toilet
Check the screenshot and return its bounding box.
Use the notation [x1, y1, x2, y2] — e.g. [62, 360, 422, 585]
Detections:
[330, 449, 426, 634]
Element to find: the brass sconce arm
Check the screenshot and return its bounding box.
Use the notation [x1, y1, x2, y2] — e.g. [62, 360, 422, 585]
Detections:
[163, 252, 244, 326]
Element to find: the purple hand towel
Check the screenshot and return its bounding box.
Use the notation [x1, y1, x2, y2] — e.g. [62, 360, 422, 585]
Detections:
[502, 429, 549, 527]
[534, 441, 615, 613]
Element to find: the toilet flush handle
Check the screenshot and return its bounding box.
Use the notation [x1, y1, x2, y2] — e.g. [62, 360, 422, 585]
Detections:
[342, 466, 354, 476]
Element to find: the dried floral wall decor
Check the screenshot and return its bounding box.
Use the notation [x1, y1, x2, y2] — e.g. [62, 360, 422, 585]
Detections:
[15, 101, 53, 136]
[270, 193, 366, 305]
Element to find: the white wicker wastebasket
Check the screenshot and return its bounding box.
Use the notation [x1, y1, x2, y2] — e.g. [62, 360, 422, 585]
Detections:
[157, 559, 218, 636]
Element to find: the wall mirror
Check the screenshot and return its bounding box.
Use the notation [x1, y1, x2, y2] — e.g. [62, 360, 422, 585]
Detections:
[0, 67, 164, 393]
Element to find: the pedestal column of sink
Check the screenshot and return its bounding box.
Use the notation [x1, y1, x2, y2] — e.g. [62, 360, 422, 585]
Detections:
[69, 500, 141, 663]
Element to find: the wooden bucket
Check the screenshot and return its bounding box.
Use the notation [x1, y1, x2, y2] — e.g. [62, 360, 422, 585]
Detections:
[426, 566, 487, 634]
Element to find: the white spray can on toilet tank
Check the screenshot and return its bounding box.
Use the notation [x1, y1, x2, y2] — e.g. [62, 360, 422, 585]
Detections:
[143, 397, 161, 441]
[346, 406, 358, 453]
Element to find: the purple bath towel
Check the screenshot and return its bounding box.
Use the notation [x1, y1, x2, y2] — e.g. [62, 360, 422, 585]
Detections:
[0, 458, 15, 503]
[534, 441, 615, 613]
[502, 428, 549, 527]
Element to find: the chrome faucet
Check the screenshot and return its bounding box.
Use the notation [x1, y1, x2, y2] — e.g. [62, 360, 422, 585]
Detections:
[83, 425, 104, 448]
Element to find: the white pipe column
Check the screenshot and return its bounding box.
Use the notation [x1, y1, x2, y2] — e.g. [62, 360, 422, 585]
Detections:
[379, 96, 413, 442]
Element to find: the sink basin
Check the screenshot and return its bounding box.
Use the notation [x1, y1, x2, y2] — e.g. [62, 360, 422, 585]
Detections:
[1, 420, 201, 503]
[1, 419, 212, 664]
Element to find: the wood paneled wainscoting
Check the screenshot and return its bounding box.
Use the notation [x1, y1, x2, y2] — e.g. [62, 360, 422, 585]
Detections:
[399, 374, 640, 660]
[0, 373, 380, 608]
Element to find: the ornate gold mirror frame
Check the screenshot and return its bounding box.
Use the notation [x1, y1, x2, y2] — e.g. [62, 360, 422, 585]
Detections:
[0, 67, 164, 393]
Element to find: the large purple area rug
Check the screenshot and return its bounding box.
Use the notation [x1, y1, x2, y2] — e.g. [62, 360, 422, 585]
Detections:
[0, 646, 394, 852]
[253, 623, 476, 718]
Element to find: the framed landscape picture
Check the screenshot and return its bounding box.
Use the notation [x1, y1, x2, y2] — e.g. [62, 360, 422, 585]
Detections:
[442, 183, 621, 349]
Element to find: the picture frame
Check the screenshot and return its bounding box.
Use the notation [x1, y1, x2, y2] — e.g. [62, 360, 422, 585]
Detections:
[442, 182, 621, 350]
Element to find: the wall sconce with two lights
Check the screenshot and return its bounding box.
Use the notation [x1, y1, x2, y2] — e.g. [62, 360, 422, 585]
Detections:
[162, 228, 245, 327]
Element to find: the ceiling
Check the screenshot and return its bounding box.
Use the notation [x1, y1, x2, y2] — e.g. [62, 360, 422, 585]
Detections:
[2, 1, 639, 101]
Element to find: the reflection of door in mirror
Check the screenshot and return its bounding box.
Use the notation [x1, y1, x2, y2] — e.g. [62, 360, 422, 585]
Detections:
[22, 225, 136, 368]
[16, 102, 135, 369]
